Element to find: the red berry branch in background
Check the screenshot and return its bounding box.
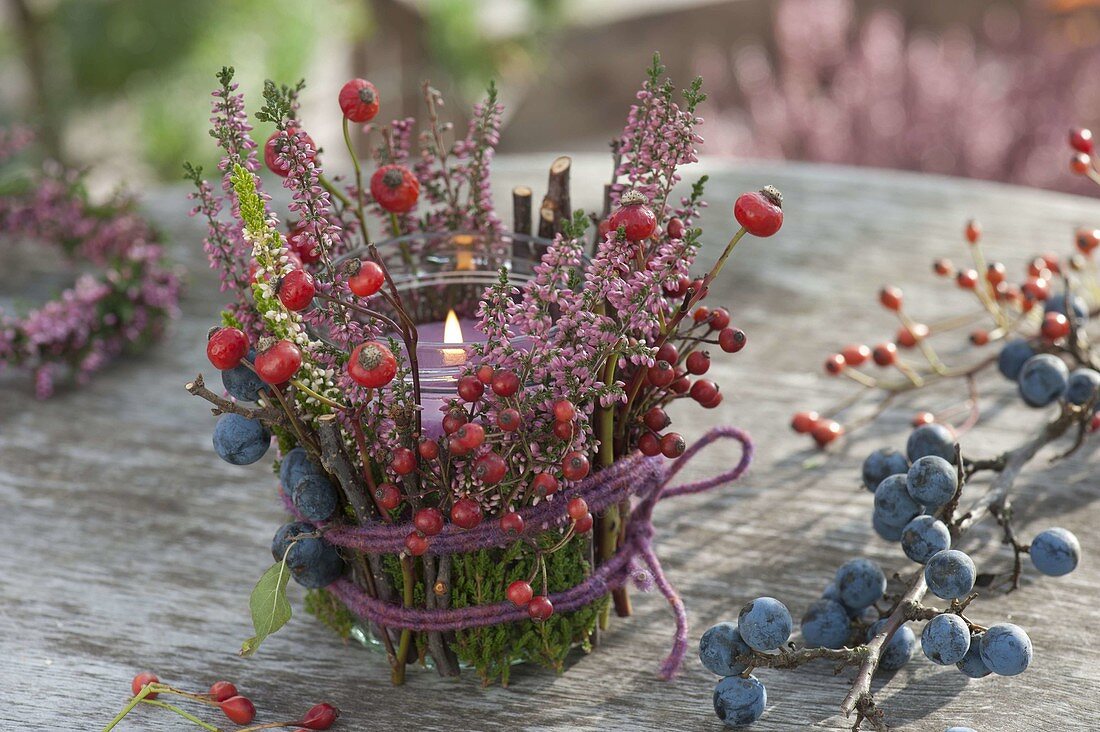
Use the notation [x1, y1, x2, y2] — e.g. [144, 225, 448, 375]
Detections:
[792, 128, 1100, 449]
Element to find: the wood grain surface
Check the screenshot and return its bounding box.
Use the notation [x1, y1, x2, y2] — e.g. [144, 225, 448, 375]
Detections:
[2, 158, 1097, 731]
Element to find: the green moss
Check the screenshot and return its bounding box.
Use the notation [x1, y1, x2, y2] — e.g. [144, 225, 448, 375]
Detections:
[304, 588, 355, 640]
[307, 540, 606, 686]
[450, 539, 606, 686]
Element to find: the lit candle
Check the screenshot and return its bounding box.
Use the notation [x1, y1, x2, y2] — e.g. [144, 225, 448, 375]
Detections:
[414, 308, 486, 439]
[440, 309, 468, 366]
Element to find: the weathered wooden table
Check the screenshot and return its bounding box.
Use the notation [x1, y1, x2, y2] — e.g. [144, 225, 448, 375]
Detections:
[3, 158, 1097, 731]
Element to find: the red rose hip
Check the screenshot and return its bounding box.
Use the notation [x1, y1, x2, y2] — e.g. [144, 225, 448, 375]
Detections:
[220, 696, 256, 725]
[451, 497, 483, 529]
[255, 339, 302, 384]
[370, 165, 419, 213]
[733, 186, 783, 237]
[348, 341, 397, 388]
[527, 595, 554, 621]
[207, 327, 249, 370]
[299, 702, 341, 730]
[131, 672, 159, 699]
[349, 260, 385, 297]
[607, 190, 657, 241]
[339, 78, 380, 123]
[507, 580, 533, 607]
[278, 269, 316, 311]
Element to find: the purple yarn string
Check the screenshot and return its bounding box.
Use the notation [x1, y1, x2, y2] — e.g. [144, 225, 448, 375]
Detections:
[286, 425, 753, 679]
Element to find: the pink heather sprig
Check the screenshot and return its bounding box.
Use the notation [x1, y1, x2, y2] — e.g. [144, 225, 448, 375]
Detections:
[412, 84, 505, 234]
[186, 171, 250, 293]
[450, 85, 504, 234]
[612, 54, 706, 223]
[210, 67, 262, 207]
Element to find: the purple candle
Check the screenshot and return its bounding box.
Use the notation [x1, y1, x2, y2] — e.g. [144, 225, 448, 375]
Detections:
[415, 309, 484, 438]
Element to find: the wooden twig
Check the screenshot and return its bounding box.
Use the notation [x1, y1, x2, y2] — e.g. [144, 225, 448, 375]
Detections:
[184, 374, 283, 423]
[422, 554, 460, 677]
[537, 156, 571, 239]
[315, 414, 373, 522]
[512, 185, 532, 236]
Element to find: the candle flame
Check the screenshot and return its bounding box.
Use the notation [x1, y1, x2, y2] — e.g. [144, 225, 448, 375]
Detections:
[443, 309, 463, 344]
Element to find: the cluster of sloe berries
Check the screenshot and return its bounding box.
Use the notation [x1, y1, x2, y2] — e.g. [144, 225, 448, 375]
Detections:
[697, 418, 1082, 728]
[997, 332, 1099, 425]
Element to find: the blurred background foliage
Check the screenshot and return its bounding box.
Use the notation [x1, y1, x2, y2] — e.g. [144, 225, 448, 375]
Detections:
[2, 0, 1099, 192]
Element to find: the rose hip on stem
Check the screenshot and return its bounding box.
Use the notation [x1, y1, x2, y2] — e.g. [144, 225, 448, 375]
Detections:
[965, 219, 982, 244]
[527, 595, 554, 621]
[812, 419, 843, 446]
[638, 431, 661, 456]
[825, 353, 846, 375]
[339, 78, 380, 123]
[531, 472, 559, 497]
[507, 580, 533, 607]
[348, 341, 397, 387]
[376, 482, 401, 510]
[219, 696, 256, 725]
[719, 327, 747, 353]
[491, 369, 520, 397]
[791, 410, 819, 433]
[277, 269, 316, 312]
[207, 327, 249, 370]
[733, 185, 784, 237]
[209, 680, 238, 703]
[451, 497, 483, 529]
[348, 260, 385, 297]
[500, 511, 525, 536]
[562, 451, 591, 481]
[370, 165, 420, 213]
[414, 507, 444, 536]
[607, 190, 657, 240]
[131, 672, 159, 699]
[879, 286, 903, 311]
[1070, 127, 1094, 154]
[660, 432, 686, 458]
[255, 339, 302, 384]
[842, 344, 870, 366]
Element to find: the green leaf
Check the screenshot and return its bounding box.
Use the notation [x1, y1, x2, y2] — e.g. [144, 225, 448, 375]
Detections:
[240, 560, 292, 657]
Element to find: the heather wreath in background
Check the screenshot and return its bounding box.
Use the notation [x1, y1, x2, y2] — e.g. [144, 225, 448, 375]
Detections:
[696, 0, 1100, 193]
[0, 126, 180, 398]
[185, 55, 772, 687]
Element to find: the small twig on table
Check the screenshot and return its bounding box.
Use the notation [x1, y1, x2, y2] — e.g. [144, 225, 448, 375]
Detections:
[184, 374, 284, 423]
[989, 503, 1030, 592]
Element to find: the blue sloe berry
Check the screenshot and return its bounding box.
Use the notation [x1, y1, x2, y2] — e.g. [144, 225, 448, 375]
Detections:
[212, 413, 270, 465]
[901, 515, 951, 564]
[925, 549, 976, 600]
[1029, 527, 1080, 577]
[737, 597, 792, 651]
[921, 614, 971, 665]
[699, 622, 751, 676]
[713, 674, 766, 728]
